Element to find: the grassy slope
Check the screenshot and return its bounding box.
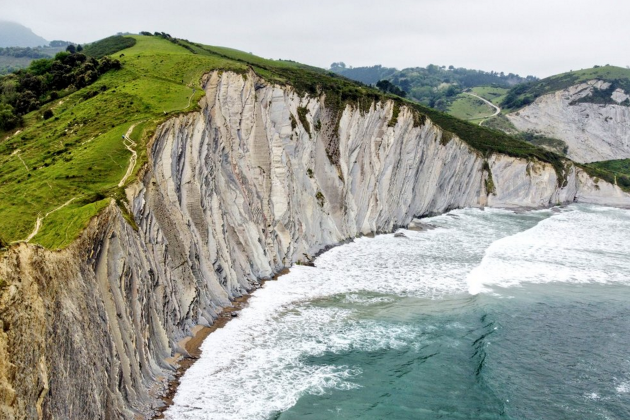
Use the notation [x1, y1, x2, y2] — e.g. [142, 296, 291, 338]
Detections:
[584, 159, 630, 191]
[0, 35, 600, 249]
[447, 86, 508, 122]
[448, 94, 494, 121]
[0, 35, 243, 248]
[471, 86, 509, 106]
[503, 65, 630, 111]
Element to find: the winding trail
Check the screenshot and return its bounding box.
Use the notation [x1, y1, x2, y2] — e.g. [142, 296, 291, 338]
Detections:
[463, 92, 501, 126]
[118, 123, 140, 187]
[21, 197, 78, 243]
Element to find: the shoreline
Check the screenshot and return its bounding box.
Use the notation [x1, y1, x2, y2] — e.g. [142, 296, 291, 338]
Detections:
[148, 206, 553, 418]
[153, 268, 290, 419]
[150, 222, 456, 418]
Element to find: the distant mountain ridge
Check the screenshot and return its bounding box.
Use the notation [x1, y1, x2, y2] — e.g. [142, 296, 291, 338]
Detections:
[0, 21, 48, 48]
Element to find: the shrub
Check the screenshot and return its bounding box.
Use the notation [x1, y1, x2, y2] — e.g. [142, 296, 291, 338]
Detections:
[83, 36, 136, 59]
[297, 106, 310, 136]
[0, 104, 22, 130]
[43, 109, 53, 120]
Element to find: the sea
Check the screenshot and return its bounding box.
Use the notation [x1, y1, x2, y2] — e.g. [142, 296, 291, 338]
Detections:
[165, 204, 630, 420]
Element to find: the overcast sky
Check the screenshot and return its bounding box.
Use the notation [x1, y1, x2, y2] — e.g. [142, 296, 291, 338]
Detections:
[3, 0, 629, 78]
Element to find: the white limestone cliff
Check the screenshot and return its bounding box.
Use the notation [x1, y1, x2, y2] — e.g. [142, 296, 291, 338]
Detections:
[507, 80, 630, 163]
[0, 71, 629, 420]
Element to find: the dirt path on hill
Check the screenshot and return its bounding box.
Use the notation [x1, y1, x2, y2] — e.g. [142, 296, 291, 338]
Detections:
[463, 92, 501, 126]
[118, 123, 140, 188]
[21, 196, 78, 243]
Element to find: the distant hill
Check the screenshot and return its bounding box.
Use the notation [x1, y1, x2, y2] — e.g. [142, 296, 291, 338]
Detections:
[501, 65, 630, 111]
[330, 62, 537, 111]
[0, 21, 48, 48]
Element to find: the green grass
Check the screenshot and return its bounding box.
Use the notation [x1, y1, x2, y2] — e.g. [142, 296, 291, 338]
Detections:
[448, 94, 495, 121]
[83, 35, 137, 58]
[0, 34, 581, 249]
[581, 159, 630, 192]
[0, 35, 220, 248]
[590, 159, 630, 176]
[470, 86, 509, 106]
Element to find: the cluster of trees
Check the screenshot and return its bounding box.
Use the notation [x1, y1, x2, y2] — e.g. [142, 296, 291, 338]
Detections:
[64, 44, 83, 54]
[0, 46, 50, 59]
[0, 51, 121, 130]
[331, 62, 538, 111]
[501, 84, 535, 110]
[375, 79, 406, 97]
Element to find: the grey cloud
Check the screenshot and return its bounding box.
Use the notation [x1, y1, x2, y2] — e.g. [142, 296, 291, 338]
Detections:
[2, 0, 629, 77]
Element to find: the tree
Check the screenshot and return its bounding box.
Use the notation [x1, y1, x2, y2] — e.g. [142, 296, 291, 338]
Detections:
[28, 58, 53, 76]
[66, 44, 76, 54]
[76, 44, 83, 52]
[376, 79, 407, 98]
[14, 90, 40, 115]
[0, 104, 22, 130]
[330, 62, 346, 71]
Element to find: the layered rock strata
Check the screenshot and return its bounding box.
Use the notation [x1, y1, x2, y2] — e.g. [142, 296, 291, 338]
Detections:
[1, 71, 629, 419]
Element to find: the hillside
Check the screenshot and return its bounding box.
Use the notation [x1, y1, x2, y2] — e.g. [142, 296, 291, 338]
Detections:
[494, 66, 630, 163]
[0, 21, 48, 48]
[0, 34, 587, 250]
[330, 62, 536, 111]
[502, 65, 630, 110]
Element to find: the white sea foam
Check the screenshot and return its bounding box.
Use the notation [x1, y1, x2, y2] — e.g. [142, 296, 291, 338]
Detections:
[616, 381, 630, 394]
[468, 205, 630, 294]
[166, 206, 627, 419]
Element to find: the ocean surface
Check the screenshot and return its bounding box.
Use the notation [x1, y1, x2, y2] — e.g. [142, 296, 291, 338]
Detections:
[165, 204, 630, 420]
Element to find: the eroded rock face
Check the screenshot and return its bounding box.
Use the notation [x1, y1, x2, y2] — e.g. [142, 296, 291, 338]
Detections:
[507, 80, 630, 163]
[1, 71, 629, 419]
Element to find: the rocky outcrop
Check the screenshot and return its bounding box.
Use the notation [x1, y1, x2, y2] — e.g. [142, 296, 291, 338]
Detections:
[1, 71, 629, 420]
[507, 80, 630, 163]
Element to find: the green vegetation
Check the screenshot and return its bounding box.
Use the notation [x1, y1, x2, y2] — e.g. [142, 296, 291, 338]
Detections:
[0, 51, 121, 131]
[376, 80, 407, 98]
[448, 94, 495, 121]
[470, 86, 509, 106]
[82, 36, 136, 59]
[388, 103, 401, 127]
[482, 161, 496, 195]
[502, 66, 630, 110]
[583, 159, 630, 192]
[0, 46, 71, 74]
[331, 62, 536, 111]
[482, 113, 518, 134]
[297, 106, 310, 136]
[316, 191, 325, 207]
[0, 34, 577, 249]
[518, 132, 568, 156]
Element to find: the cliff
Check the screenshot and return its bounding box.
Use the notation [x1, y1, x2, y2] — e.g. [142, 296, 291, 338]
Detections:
[1, 71, 628, 419]
[507, 80, 630, 163]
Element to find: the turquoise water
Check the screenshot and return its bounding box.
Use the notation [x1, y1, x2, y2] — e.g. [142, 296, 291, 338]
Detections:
[166, 205, 630, 420]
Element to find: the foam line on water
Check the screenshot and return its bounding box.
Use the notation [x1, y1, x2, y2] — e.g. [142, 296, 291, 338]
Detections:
[468, 205, 630, 294]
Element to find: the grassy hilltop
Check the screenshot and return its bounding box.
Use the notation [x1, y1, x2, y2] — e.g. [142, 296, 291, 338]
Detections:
[0, 34, 390, 248]
[1, 34, 621, 250]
